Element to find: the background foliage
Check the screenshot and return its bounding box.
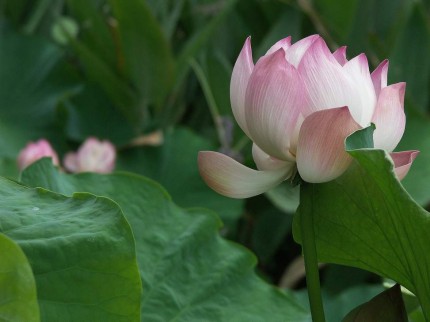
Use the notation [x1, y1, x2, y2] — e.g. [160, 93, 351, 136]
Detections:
[0, 0, 429, 320]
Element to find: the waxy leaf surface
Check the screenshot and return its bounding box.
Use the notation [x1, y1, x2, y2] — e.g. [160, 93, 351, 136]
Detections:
[0, 176, 141, 321]
[0, 233, 39, 322]
[22, 160, 311, 322]
[294, 128, 430, 315]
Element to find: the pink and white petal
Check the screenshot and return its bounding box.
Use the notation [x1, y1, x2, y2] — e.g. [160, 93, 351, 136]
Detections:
[230, 37, 254, 136]
[245, 49, 309, 161]
[63, 152, 79, 173]
[265, 36, 291, 56]
[285, 34, 320, 67]
[371, 59, 389, 98]
[288, 113, 305, 156]
[198, 151, 293, 198]
[343, 54, 377, 126]
[252, 143, 295, 171]
[333, 46, 348, 66]
[372, 82, 406, 152]
[298, 38, 360, 120]
[296, 106, 361, 183]
[390, 150, 419, 181]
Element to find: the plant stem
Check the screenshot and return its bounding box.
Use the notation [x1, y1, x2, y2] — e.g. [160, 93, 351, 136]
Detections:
[189, 58, 227, 148]
[300, 183, 326, 322]
[23, 0, 52, 34]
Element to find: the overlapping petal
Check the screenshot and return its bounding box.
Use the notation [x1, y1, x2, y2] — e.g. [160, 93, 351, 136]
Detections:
[198, 151, 292, 198]
[298, 38, 361, 121]
[371, 60, 389, 98]
[265, 36, 291, 56]
[296, 107, 361, 183]
[390, 150, 419, 181]
[230, 37, 254, 136]
[252, 143, 295, 171]
[343, 54, 377, 126]
[372, 83, 406, 152]
[245, 49, 309, 161]
[285, 34, 320, 67]
[333, 46, 347, 66]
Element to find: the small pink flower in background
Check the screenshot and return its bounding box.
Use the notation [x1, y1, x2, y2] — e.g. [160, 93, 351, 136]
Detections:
[64, 137, 116, 173]
[198, 35, 419, 198]
[18, 139, 59, 170]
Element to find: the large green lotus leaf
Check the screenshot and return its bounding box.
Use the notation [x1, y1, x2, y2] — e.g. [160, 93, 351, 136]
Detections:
[293, 148, 430, 316]
[0, 233, 39, 322]
[0, 26, 73, 158]
[21, 159, 311, 322]
[117, 127, 244, 226]
[0, 176, 141, 321]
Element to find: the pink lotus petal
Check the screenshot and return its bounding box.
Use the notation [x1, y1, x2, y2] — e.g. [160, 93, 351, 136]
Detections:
[63, 152, 79, 173]
[17, 139, 59, 170]
[371, 59, 389, 98]
[230, 37, 254, 136]
[64, 138, 116, 173]
[372, 83, 406, 152]
[198, 151, 292, 198]
[333, 46, 348, 66]
[265, 36, 291, 56]
[298, 38, 360, 121]
[287, 113, 305, 156]
[296, 106, 361, 183]
[78, 138, 116, 173]
[245, 49, 309, 161]
[252, 143, 295, 171]
[285, 34, 320, 67]
[343, 54, 376, 126]
[390, 150, 419, 181]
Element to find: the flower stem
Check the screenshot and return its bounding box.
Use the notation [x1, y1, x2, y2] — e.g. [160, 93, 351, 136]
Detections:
[300, 183, 326, 322]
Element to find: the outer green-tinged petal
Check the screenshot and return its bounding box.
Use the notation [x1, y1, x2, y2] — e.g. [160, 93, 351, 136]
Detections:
[245, 49, 309, 161]
[265, 36, 291, 56]
[296, 107, 361, 183]
[198, 151, 292, 198]
[298, 38, 360, 122]
[371, 59, 389, 97]
[333, 46, 348, 66]
[343, 54, 377, 126]
[252, 143, 295, 171]
[372, 83, 406, 152]
[390, 150, 419, 180]
[230, 37, 254, 136]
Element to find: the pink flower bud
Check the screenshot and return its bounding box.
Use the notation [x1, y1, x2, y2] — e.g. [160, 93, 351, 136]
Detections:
[18, 139, 59, 170]
[64, 137, 116, 173]
[198, 35, 418, 198]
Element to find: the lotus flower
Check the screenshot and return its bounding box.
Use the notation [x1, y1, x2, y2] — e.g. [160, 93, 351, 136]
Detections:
[18, 139, 59, 170]
[64, 137, 116, 173]
[198, 35, 418, 198]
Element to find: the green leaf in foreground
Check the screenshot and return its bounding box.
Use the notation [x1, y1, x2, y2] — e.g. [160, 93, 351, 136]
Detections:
[0, 233, 39, 322]
[293, 146, 430, 316]
[117, 127, 244, 227]
[22, 159, 311, 322]
[0, 176, 141, 321]
[342, 284, 407, 322]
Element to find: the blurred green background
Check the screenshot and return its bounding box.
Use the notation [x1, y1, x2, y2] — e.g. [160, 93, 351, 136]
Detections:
[0, 0, 429, 318]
